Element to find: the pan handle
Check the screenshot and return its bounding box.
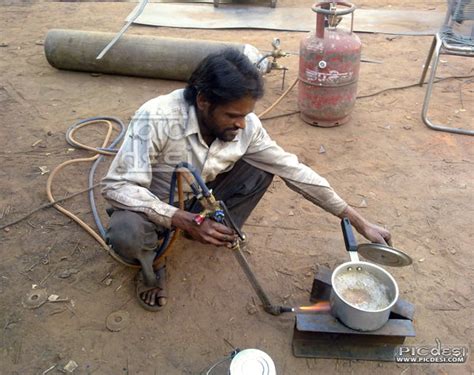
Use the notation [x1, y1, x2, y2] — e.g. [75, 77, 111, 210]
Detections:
[341, 217, 358, 252]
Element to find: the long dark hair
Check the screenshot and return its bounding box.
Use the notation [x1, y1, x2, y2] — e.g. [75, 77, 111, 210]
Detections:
[184, 48, 264, 109]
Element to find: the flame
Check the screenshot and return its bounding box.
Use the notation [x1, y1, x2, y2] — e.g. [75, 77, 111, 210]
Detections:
[297, 301, 331, 313]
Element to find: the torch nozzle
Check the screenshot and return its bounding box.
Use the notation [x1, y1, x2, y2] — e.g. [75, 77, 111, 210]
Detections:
[278, 306, 295, 314]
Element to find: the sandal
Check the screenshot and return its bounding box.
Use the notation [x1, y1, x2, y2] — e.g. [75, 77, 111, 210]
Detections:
[135, 265, 167, 312]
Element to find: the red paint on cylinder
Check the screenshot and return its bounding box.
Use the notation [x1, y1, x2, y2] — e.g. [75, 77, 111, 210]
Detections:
[298, 3, 361, 127]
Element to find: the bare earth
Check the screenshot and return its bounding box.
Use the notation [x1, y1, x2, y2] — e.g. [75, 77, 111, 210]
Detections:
[0, 0, 473, 374]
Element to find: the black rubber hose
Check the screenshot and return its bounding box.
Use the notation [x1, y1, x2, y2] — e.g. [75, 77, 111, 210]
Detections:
[174, 161, 211, 197]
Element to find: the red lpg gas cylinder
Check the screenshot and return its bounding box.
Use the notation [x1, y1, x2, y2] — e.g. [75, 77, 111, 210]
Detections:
[298, 2, 361, 127]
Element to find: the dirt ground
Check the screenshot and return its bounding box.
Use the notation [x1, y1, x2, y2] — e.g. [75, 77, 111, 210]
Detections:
[0, 0, 473, 374]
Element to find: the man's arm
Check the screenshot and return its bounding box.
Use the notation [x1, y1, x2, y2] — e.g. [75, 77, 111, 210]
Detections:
[243, 116, 391, 244]
[102, 107, 179, 228]
[102, 105, 236, 245]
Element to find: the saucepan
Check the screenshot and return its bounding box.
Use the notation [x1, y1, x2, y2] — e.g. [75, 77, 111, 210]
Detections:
[229, 211, 412, 331]
[328, 218, 404, 331]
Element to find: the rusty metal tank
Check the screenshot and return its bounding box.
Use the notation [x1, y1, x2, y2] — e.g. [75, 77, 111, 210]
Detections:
[298, 2, 361, 127]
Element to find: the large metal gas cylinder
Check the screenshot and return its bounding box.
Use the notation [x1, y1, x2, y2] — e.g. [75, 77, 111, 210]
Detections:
[44, 29, 270, 81]
[298, 2, 361, 127]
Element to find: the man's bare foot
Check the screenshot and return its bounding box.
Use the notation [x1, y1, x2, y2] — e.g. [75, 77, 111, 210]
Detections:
[141, 288, 167, 307]
[135, 266, 167, 312]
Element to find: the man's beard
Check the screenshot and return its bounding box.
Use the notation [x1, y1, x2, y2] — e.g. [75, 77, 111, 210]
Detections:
[203, 110, 239, 142]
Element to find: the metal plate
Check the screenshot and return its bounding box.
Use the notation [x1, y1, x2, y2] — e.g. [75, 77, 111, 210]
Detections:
[22, 288, 48, 309]
[357, 243, 412, 267]
[106, 310, 130, 332]
[130, 4, 444, 35]
[296, 313, 416, 337]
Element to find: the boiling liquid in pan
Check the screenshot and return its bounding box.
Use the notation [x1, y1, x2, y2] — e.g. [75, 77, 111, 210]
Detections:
[335, 270, 391, 311]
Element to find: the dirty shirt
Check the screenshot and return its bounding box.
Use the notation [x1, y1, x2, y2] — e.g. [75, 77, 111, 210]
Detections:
[101, 89, 348, 228]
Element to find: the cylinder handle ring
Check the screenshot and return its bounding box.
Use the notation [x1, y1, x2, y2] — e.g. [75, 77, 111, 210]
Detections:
[311, 1, 356, 16]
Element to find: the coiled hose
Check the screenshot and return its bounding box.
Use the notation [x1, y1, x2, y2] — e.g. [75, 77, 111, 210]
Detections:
[47, 117, 185, 267]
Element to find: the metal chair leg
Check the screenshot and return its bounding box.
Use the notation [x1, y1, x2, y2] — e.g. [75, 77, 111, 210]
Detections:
[421, 36, 474, 136]
[419, 36, 437, 86]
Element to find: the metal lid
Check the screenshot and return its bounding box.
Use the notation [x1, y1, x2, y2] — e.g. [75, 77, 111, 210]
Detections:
[357, 243, 412, 267]
[229, 349, 276, 375]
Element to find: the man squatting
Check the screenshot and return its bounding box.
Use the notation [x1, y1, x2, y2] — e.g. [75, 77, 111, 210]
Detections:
[101, 49, 391, 311]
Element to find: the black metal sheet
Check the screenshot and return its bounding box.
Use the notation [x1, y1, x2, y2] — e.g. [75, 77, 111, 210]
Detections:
[389, 299, 416, 321]
[310, 267, 332, 301]
[296, 314, 416, 337]
[292, 329, 406, 361]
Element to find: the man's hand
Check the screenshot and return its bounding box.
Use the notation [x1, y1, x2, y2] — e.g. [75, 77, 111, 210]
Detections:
[171, 210, 237, 246]
[339, 206, 392, 246]
[358, 221, 392, 246]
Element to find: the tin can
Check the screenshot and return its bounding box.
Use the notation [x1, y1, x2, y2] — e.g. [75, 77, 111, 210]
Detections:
[229, 349, 276, 375]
